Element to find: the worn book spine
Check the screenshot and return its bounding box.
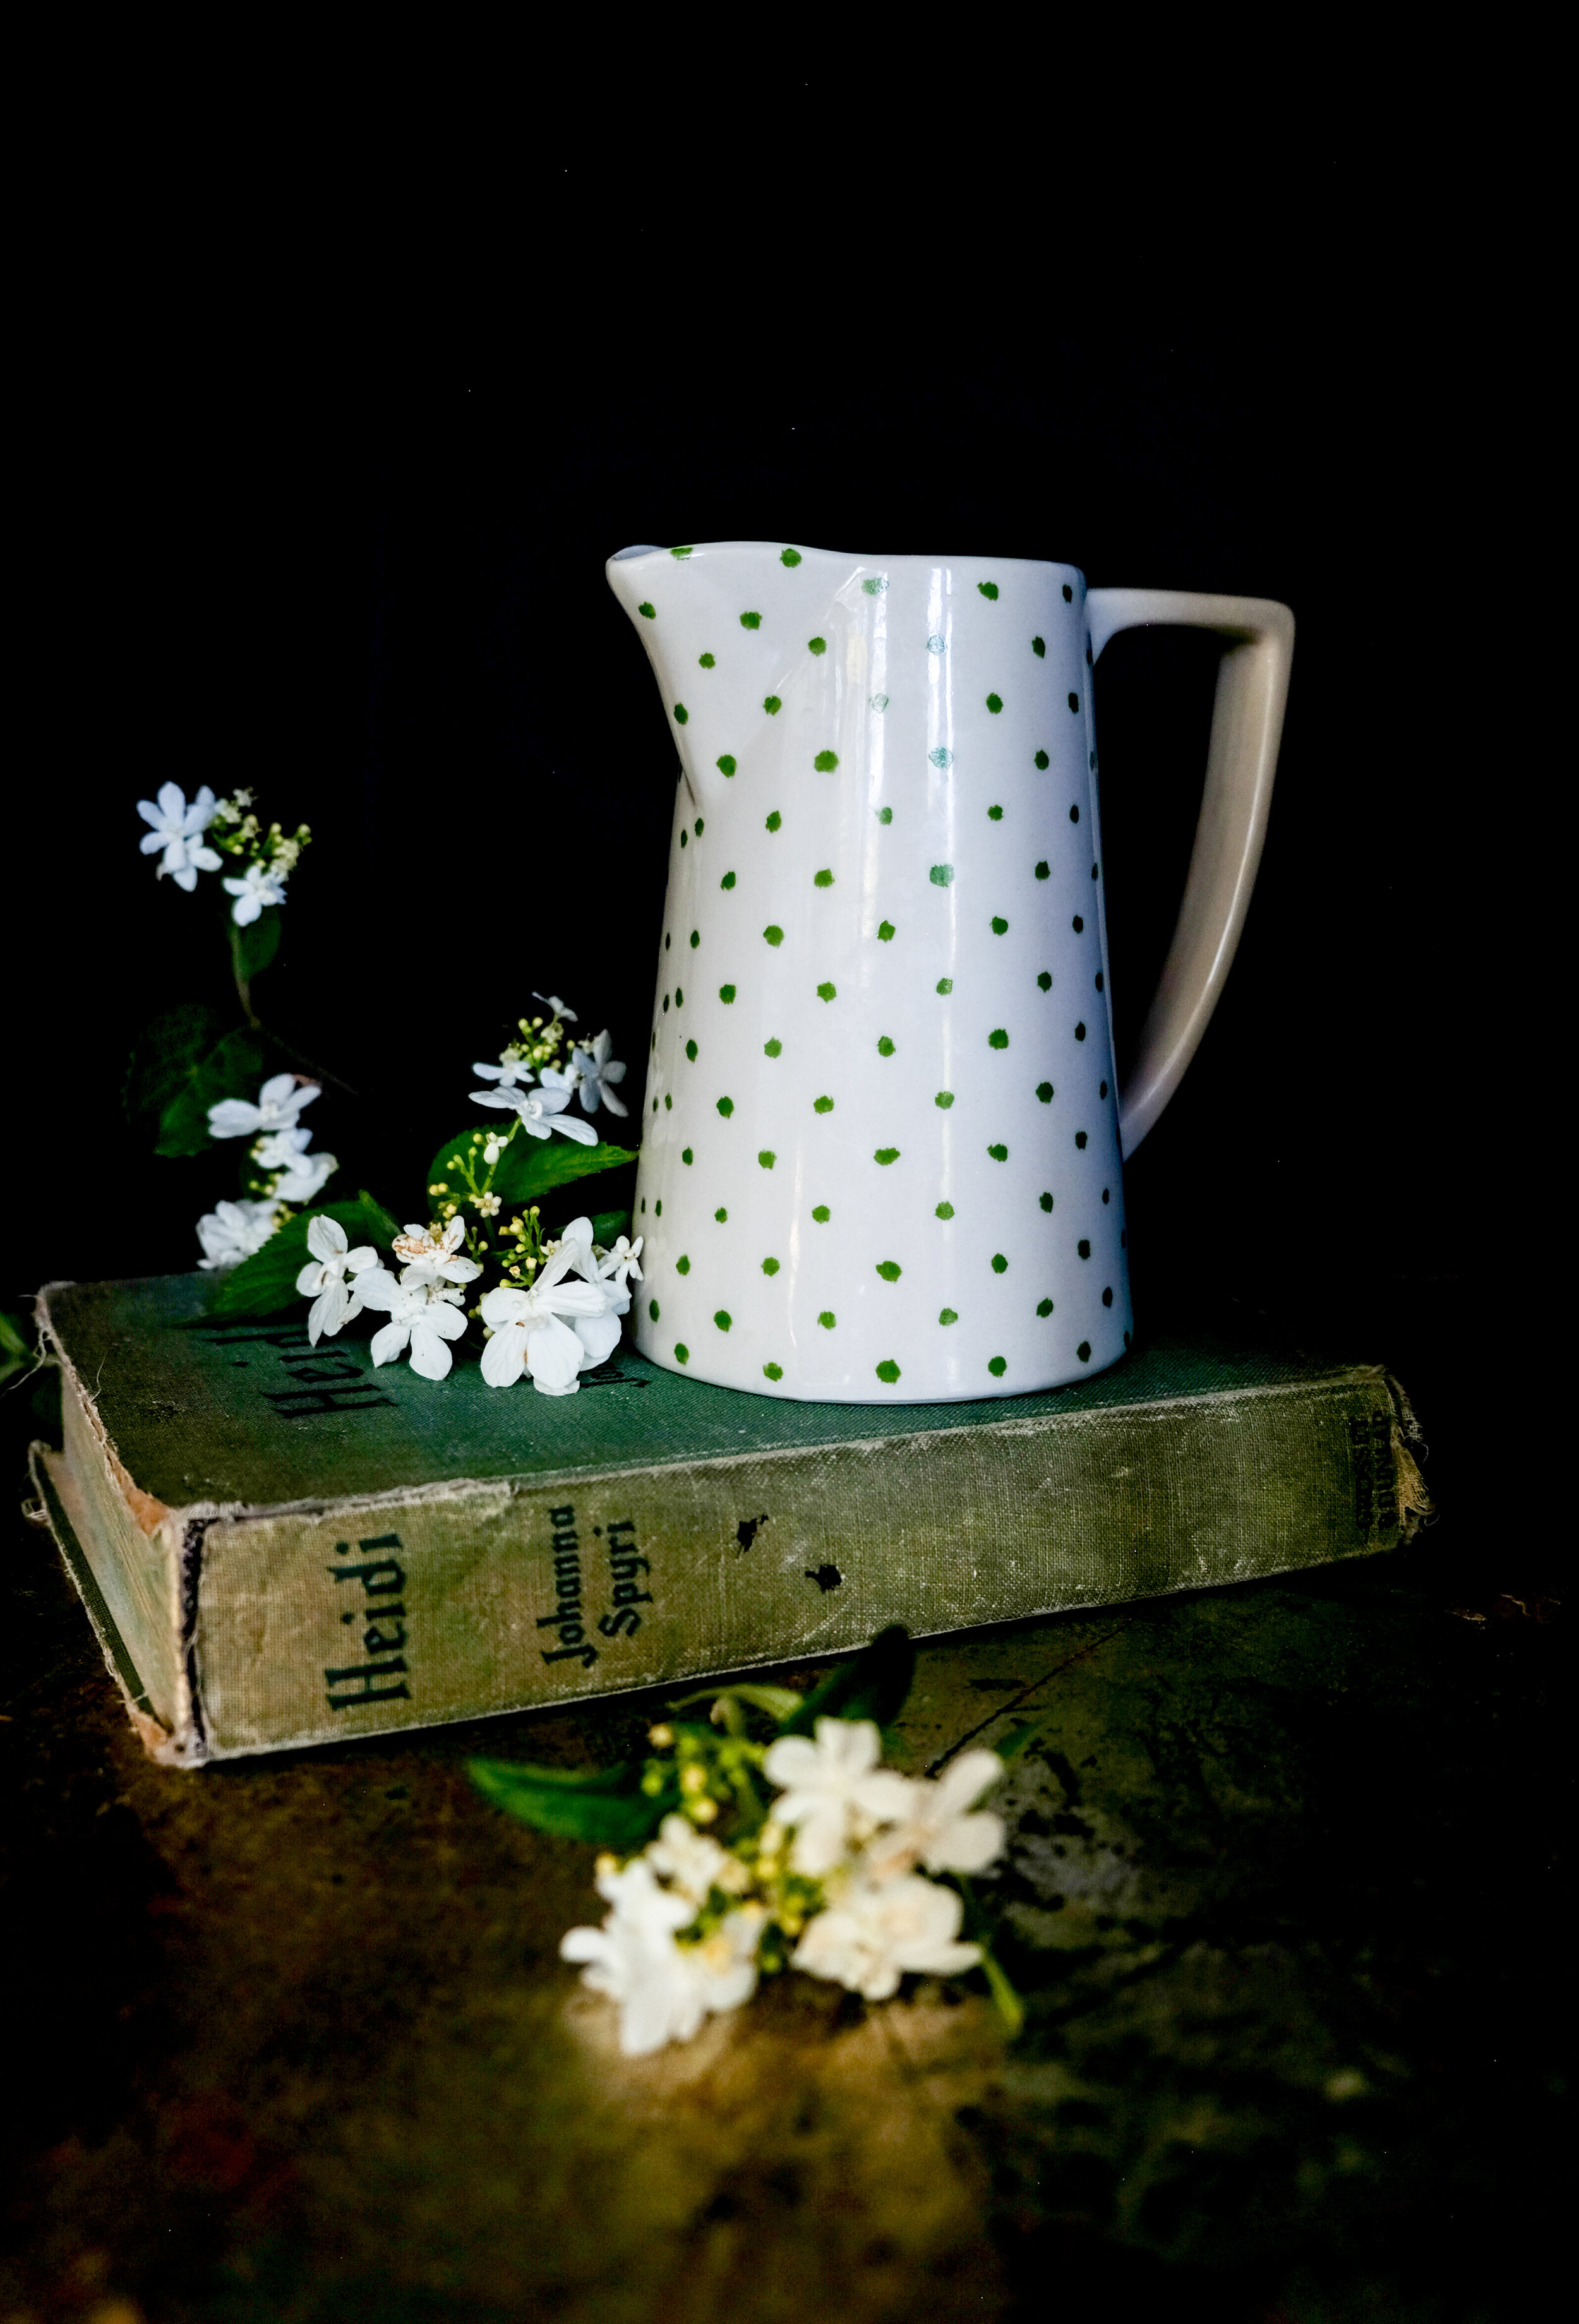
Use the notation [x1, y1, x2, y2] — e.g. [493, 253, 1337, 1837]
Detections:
[28, 1349, 1429, 1768]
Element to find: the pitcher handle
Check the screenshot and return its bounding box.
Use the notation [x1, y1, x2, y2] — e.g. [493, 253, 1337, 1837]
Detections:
[1086, 589, 1295, 1158]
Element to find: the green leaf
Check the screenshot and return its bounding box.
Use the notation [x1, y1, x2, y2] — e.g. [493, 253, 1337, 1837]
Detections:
[124, 1003, 229, 1140]
[668, 1683, 805, 1724]
[424, 1127, 640, 1213]
[0, 1306, 30, 1389]
[208, 1192, 400, 1318]
[468, 1758, 638, 1794]
[153, 1026, 269, 1157]
[233, 907, 282, 982]
[469, 1758, 676, 1848]
[589, 1209, 631, 1246]
[777, 1624, 915, 1735]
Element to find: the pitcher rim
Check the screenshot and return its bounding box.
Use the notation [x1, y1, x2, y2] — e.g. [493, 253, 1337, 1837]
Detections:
[607, 541, 1089, 587]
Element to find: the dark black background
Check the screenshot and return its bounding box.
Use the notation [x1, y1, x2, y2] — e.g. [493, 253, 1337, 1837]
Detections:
[3, 135, 1564, 2324]
[11, 323, 1480, 1295]
[11, 150, 1514, 1492]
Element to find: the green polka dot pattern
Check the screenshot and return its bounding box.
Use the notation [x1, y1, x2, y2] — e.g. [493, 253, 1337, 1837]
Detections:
[607, 542, 1129, 1399]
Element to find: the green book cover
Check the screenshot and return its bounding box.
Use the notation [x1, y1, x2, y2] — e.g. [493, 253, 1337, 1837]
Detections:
[30, 1273, 1428, 1766]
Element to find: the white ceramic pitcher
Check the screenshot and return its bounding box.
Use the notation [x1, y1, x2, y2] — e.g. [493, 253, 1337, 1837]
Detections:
[608, 542, 1292, 1403]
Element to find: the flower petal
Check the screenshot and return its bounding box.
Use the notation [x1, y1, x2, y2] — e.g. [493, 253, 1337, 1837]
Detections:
[307, 1282, 348, 1345]
[851, 1770, 915, 1824]
[551, 1114, 599, 1146]
[306, 1214, 348, 1264]
[354, 1268, 400, 1313]
[542, 1281, 613, 1317]
[407, 1322, 455, 1381]
[481, 1322, 528, 1387]
[369, 1321, 409, 1366]
[524, 1314, 585, 1394]
[479, 1285, 534, 1326]
[573, 1307, 623, 1369]
[206, 1099, 261, 1139]
[762, 1734, 821, 1790]
[935, 1750, 1004, 1816]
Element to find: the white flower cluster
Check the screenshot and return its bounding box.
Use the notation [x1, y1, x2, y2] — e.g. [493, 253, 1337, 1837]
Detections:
[282, 1211, 644, 1391]
[560, 1719, 1004, 2056]
[195, 1074, 339, 1266]
[136, 784, 310, 924]
[471, 1017, 628, 1137]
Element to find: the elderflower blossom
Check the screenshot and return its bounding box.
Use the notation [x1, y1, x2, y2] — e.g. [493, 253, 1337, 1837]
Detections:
[391, 1218, 482, 1287]
[196, 1197, 281, 1271]
[760, 1718, 913, 1876]
[137, 784, 222, 890]
[471, 1076, 598, 1146]
[555, 1714, 1007, 2052]
[208, 1073, 320, 1141]
[857, 1751, 1007, 1883]
[546, 1028, 628, 1117]
[295, 1216, 378, 1343]
[271, 1148, 338, 1204]
[791, 1875, 982, 2001]
[472, 1053, 536, 1091]
[478, 1238, 621, 1396]
[208, 794, 311, 914]
[222, 861, 287, 925]
[355, 1269, 469, 1381]
[559, 1859, 762, 2057]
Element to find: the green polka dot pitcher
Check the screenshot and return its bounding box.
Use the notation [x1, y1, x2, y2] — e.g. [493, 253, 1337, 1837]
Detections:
[609, 543, 1293, 1403]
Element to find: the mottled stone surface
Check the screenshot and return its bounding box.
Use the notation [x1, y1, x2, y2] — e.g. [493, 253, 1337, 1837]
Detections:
[0, 1322, 1565, 2324]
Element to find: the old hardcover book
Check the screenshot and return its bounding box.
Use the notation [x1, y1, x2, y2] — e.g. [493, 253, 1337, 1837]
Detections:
[28, 1273, 1429, 1766]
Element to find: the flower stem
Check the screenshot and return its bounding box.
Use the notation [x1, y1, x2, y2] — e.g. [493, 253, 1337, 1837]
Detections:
[224, 914, 359, 1099]
[229, 921, 260, 1029]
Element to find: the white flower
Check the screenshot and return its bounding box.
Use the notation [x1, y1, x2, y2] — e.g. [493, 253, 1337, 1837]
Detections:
[252, 1127, 313, 1171]
[645, 1814, 750, 1908]
[568, 1029, 629, 1117]
[792, 1874, 982, 2001]
[532, 991, 578, 1022]
[356, 1268, 468, 1381]
[471, 1076, 597, 1146]
[472, 1052, 536, 1089]
[207, 1072, 320, 1141]
[391, 1217, 482, 1286]
[272, 1149, 337, 1204]
[222, 861, 288, 925]
[560, 1859, 760, 2056]
[195, 1197, 281, 1271]
[478, 1247, 621, 1396]
[294, 1214, 378, 1343]
[137, 782, 222, 891]
[760, 1719, 913, 1878]
[562, 1218, 643, 1315]
[859, 1751, 1006, 1883]
[596, 1234, 644, 1307]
